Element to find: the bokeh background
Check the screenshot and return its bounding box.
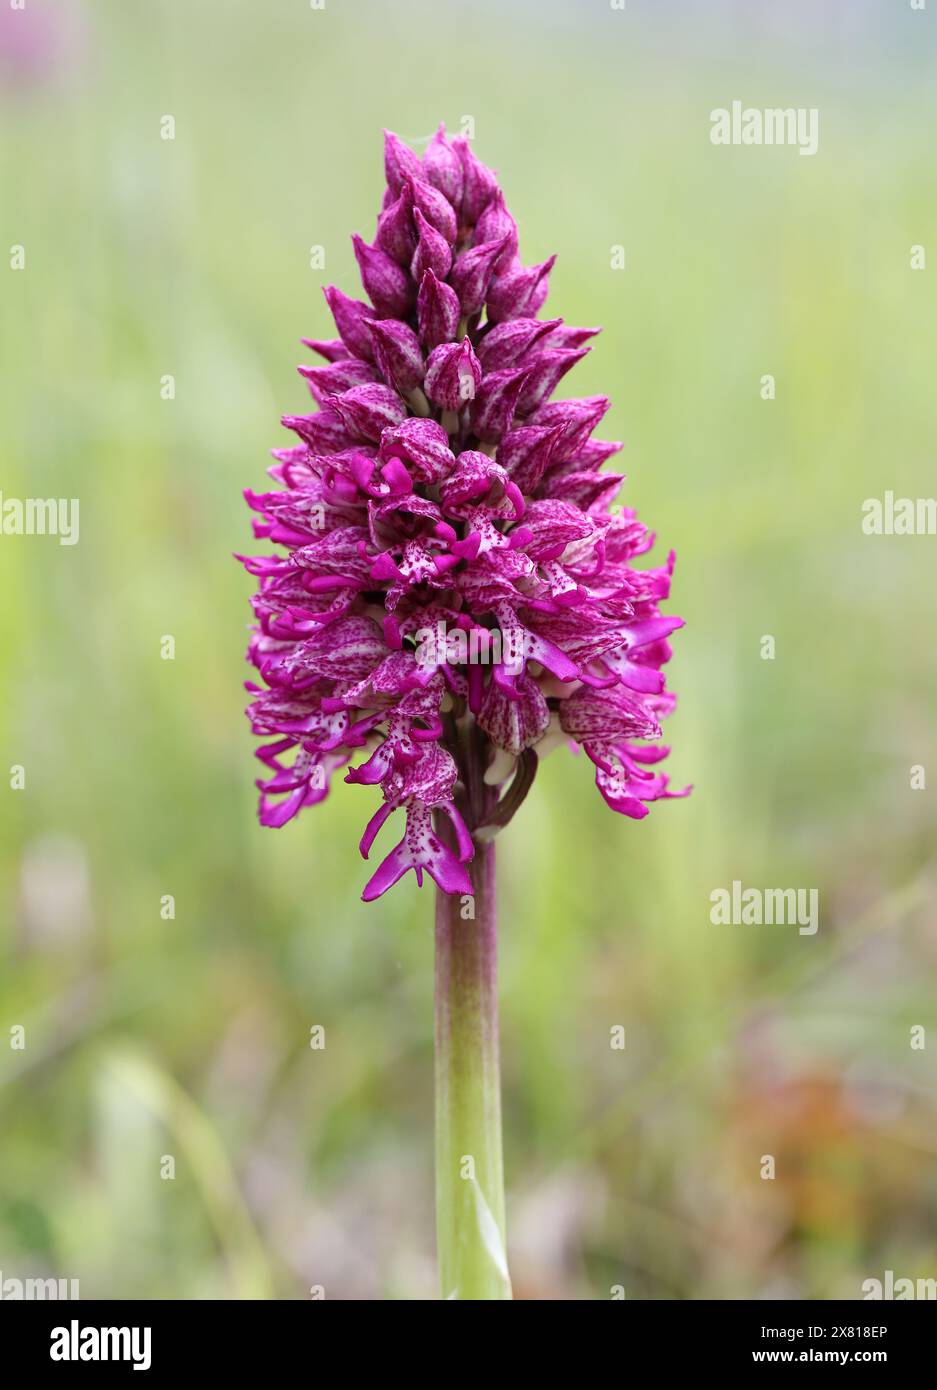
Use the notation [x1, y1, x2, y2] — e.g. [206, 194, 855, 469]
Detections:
[1, 0, 935, 1300]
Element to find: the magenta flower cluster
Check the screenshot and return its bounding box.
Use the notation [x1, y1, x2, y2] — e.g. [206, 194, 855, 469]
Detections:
[240, 127, 687, 900]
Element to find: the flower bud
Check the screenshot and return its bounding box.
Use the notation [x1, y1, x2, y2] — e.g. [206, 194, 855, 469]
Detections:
[366, 318, 425, 394]
[323, 285, 376, 360]
[531, 395, 611, 457]
[475, 317, 560, 372]
[416, 269, 461, 350]
[542, 323, 600, 351]
[474, 190, 517, 272]
[383, 128, 422, 195]
[453, 136, 497, 224]
[351, 235, 414, 319]
[300, 337, 349, 362]
[281, 407, 353, 453]
[328, 384, 409, 442]
[450, 236, 509, 317]
[497, 424, 566, 494]
[410, 207, 452, 283]
[298, 358, 379, 406]
[407, 176, 458, 244]
[375, 181, 416, 265]
[469, 366, 528, 443]
[424, 338, 482, 411]
[515, 348, 589, 415]
[422, 123, 464, 208]
[486, 256, 556, 324]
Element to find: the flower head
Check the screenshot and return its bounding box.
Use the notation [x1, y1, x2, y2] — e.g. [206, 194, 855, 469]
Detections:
[240, 126, 688, 900]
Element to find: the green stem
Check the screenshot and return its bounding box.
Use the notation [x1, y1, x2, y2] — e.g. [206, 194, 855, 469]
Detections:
[434, 836, 511, 1299]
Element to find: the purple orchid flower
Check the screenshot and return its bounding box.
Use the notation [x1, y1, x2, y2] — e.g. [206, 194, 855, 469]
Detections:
[239, 127, 687, 904]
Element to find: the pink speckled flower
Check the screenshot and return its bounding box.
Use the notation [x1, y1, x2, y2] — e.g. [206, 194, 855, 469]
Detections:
[239, 127, 687, 903]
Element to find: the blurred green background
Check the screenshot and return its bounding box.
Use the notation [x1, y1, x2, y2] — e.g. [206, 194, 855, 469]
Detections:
[1, 0, 935, 1299]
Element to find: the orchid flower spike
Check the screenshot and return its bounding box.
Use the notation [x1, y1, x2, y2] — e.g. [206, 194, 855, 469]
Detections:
[240, 127, 688, 901]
